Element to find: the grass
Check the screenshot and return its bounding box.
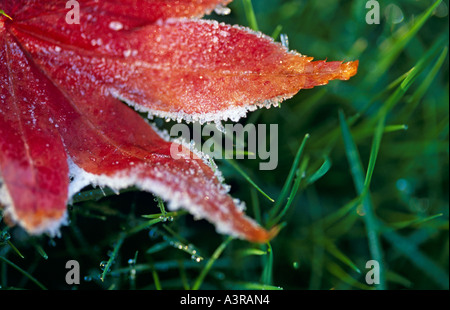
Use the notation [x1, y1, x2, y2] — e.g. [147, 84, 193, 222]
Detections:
[0, 0, 448, 290]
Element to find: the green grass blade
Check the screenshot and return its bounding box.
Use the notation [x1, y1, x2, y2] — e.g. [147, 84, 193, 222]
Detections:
[319, 197, 360, 229]
[321, 238, 361, 274]
[71, 186, 137, 203]
[0, 256, 47, 290]
[224, 281, 283, 290]
[0, 9, 13, 20]
[268, 156, 308, 227]
[242, 0, 259, 31]
[361, 46, 437, 196]
[5, 240, 24, 259]
[32, 243, 48, 260]
[370, 0, 443, 82]
[409, 46, 448, 104]
[192, 236, 233, 290]
[126, 218, 163, 235]
[383, 124, 408, 133]
[100, 234, 125, 282]
[306, 156, 332, 185]
[146, 241, 171, 254]
[383, 230, 449, 289]
[339, 111, 366, 193]
[385, 271, 412, 288]
[178, 261, 190, 290]
[269, 134, 310, 221]
[361, 111, 386, 198]
[339, 111, 386, 289]
[387, 213, 444, 230]
[404, 45, 449, 120]
[326, 261, 372, 290]
[307, 187, 325, 290]
[236, 248, 267, 257]
[271, 24, 283, 40]
[261, 242, 274, 285]
[250, 187, 262, 224]
[223, 159, 274, 202]
[150, 262, 162, 290]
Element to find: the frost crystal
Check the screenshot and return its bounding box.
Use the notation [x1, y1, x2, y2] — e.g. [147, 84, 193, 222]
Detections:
[108, 21, 124, 31]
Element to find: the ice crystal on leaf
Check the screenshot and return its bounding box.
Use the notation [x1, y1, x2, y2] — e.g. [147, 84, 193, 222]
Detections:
[0, 0, 358, 243]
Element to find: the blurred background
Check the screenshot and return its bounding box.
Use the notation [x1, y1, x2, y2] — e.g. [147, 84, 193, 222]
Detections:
[1, 0, 448, 290]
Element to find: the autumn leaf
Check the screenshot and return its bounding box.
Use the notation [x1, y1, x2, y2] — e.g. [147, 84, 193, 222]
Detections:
[0, 0, 358, 243]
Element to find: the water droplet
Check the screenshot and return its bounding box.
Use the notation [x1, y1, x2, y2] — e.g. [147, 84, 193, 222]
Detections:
[356, 204, 366, 216]
[396, 178, 410, 193]
[191, 254, 203, 263]
[148, 229, 159, 239]
[0, 230, 10, 242]
[215, 272, 225, 280]
[385, 4, 404, 24]
[99, 261, 108, 270]
[159, 215, 169, 222]
[434, 1, 449, 18]
[129, 269, 136, 279]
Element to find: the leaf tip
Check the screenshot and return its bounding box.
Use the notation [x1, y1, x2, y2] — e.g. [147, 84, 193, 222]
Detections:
[340, 60, 359, 80]
[248, 225, 281, 244]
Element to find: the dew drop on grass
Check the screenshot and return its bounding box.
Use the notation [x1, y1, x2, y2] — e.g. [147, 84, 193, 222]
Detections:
[396, 178, 410, 193]
[84, 275, 92, 282]
[434, 1, 449, 18]
[384, 4, 404, 24]
[0, 230, 10, 243]
[129, 269, 136, 280]
[191, 254, 203, 263]
[99, 261, 107, 270]
[148, 229, 159, 239]
[356, 204, 366, 216]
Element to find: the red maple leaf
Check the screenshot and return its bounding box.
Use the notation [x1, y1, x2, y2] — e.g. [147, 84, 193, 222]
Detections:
[0, 0, 358, 243]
